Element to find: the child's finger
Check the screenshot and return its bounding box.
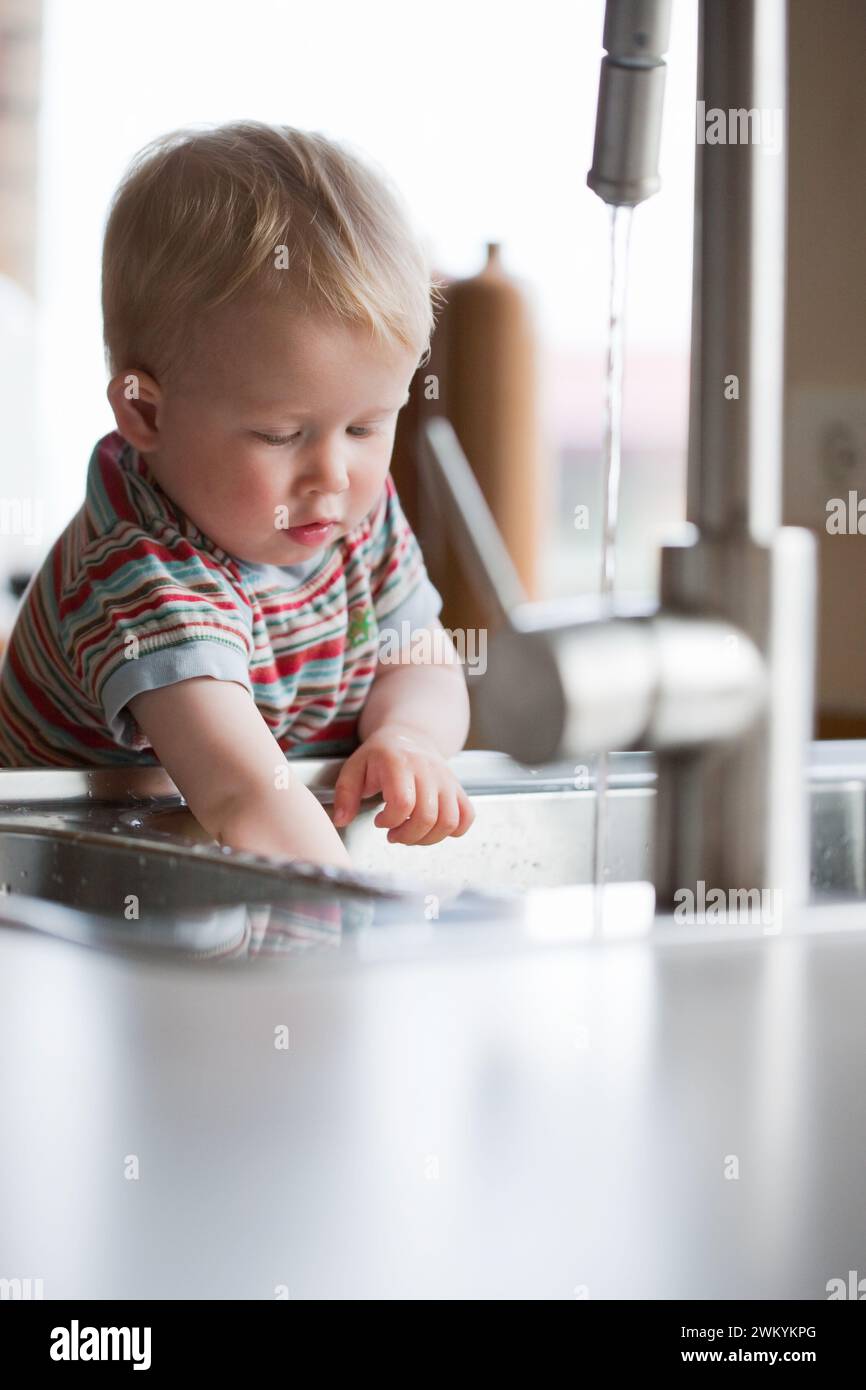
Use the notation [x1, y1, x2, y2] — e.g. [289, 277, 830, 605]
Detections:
[373, 756, 417, 830]
[385, 781, 440, 844]
[452, 787, 476, 836]
[414, 791, 463, 846]
[332, 752, 370, 826]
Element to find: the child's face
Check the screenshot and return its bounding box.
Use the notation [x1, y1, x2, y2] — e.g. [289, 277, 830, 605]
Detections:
[135, 296, 419, 566]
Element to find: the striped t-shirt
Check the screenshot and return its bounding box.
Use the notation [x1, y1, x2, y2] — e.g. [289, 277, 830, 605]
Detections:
[0, 430, 443, 768]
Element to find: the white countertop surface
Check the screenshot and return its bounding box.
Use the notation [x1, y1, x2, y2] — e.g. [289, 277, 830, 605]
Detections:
[2, 894, 865, 1299]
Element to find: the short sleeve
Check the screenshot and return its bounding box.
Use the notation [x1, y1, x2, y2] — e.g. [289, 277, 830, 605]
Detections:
[60, 526, 254, 749]
[366, 474, 443, 628]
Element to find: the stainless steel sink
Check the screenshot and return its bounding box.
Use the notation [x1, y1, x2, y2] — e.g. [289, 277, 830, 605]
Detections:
[345, 743, 866, 898]
[0, 752, 531, 958]
[1, 743, 865, 958]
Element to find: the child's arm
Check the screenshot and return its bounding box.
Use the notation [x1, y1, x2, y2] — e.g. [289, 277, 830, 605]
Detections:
[127, 678, 353, 869]
[333, 621, 476, 845]
[356, 635, 470, 756]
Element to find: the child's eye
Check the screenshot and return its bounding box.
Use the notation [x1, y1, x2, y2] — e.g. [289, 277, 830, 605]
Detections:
[256, 427, 374, 445]
[256, 432, 300, 446]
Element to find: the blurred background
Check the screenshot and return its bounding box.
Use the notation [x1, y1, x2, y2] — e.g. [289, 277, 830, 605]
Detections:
[0, 0, 695, 614]
[0, 0, 864, 733]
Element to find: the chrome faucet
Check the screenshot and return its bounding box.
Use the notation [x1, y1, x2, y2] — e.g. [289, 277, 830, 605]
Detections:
[421, 0, 816, 912]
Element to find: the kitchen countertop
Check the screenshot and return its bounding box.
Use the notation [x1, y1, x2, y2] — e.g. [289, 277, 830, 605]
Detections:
[2, 891, 865, 1299]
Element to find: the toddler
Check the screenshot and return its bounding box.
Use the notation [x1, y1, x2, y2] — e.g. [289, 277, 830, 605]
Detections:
[0, 122, 474, 868]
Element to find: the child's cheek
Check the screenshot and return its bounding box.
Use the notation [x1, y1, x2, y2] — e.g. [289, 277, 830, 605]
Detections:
[222, 470, 275, 527]
[356, 458, 393, 517]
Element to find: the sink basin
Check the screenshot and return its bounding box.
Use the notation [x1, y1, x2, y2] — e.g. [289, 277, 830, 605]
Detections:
[104, 766, 654, 893]
[0, 744, 864, 957]
[74, 746, 866, 898]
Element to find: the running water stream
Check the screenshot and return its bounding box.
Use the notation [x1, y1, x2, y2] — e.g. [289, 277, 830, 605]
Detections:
[592, 204, 634, 932]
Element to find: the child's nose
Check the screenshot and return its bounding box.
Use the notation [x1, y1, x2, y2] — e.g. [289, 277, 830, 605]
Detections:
[302, 439, 350, 493]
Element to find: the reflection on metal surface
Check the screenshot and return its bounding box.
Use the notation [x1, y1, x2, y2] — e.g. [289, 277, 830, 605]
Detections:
[524, 882, 656, 942]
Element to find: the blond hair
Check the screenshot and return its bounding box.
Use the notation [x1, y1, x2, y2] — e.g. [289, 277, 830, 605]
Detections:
[101, 120, 442, 383]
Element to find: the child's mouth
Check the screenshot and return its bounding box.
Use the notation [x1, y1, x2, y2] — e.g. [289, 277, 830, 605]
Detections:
[286, 521, 336, 547]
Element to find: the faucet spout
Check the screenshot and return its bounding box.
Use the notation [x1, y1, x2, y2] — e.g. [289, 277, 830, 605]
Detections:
[587, 0, 673, 206]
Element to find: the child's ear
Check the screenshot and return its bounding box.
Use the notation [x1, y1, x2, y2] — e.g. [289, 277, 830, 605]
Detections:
[106, 369, 162, 451]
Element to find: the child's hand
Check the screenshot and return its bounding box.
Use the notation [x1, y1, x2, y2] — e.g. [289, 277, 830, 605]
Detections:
[331, 724, 475, 846]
